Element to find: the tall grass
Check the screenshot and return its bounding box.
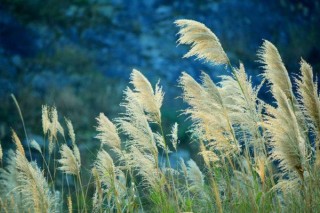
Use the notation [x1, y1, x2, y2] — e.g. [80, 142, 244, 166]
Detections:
[0, 19, 320, 212]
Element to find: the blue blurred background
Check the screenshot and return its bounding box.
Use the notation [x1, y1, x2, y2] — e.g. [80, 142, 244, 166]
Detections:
[0, 0, 319, 159]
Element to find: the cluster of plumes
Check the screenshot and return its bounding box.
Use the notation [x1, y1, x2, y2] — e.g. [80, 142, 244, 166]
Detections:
[115, 70, 167, 187]
[94, 69, 180, 205]
[179, 71, 240, 162]
[176, 19, 268, 166]
[219, 64, 265, 151]
[0, 108, 80, 212]
[258, 41, 311, 182]
[92, 150, 126, 211]
[175, 18, 319, 196]
[1, 18, 319, 212]
[42, 105, 65, 154]
[56, 118, 81, 176]
[0, 132, 59, 212]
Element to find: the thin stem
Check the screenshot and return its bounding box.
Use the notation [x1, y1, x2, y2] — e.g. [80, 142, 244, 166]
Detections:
[77, 173, 87, 213]
[11, 94, 32, 161]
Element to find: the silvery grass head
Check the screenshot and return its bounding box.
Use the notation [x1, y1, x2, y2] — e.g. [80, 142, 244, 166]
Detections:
[264, 88, 307, 180]
[178, 71, 240, 160]
[58, 144, 81, 176]
[257, 40, 293, 102]
[93, 150, 126, 197]
[295, 59, 320, 167]
[3, 132, 59, 212]
[175, 19, 229, 66]
[296, 59, 320, 134]
[95, 112, 121, 153]
[130, 69, 164, 124]
[15, 151, 59, 212]
[42, 105, 65, 154]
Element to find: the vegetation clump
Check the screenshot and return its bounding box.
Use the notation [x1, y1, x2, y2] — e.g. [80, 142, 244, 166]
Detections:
[1, 19, 320, 212]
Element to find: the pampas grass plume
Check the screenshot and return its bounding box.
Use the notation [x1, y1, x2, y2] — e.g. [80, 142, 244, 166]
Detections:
[58, 144, 80, 175]
[12, 130, 25, 156]
[95, 113, 121, 150]
[258, 40, 293, 101]
[175, 19, 229, 66]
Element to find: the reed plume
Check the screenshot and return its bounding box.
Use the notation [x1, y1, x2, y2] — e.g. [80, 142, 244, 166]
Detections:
[296, 59, 320, 166]
[93, 149, 127, 210]
[12, 130, 25, 156]
[42, 105, 50, 135]
[94, 150, 116, 189]
[175, 19, 229, 66]
[0, 143, 2, 162]
[264, 90, 307, 179]
[15, 150, 58, 212]
[170, 123, 179, 151]
[179, 72, 239, 159]
[42, 105, 64, 154]
[30, 140, 42, 154]
[186, 159, 205, 196]
[258, 40, 293, 102]
[95, 113, 121, 151]
[65, 118, 76, 146]
[0, 150, 19, 205]
[116, 88, 158, 156]
[58, 144, 80, 175]
[128, 146, 160, 189]
[219, 63, 265, 152]
[130, 69, 163, 124]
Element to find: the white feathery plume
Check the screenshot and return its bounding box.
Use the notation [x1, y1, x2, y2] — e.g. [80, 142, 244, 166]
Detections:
[12, 130, 25, 156]
[50, 107, 64, 138]
[58, 144, 80, 175]
[296, 59, 320, 167]
[257, 40, 293, 102]
[128, 146, 160, 189]
[0, 143, 2, 162]
[187, 159, 205, 195]
[95, 113, 121, 151]
[0, 150, 19, 201]
[169, 123, 179, 151]
[296, 59, 320, 127]
[153, 132, 169, 153]
[130, 69, 163, 124]
[91, 167, 103, 213]
[264, 89, 307, 179]
[179, 158, 188, 177]
[271, 175, 301, 195]
[94, 150, 117, 189]
[42, 106, 65, 154]
[30, 139, 42, 154]
[219, 63, 265, 151]
[116, 88, 158, 157]
[65, 118, 76, 146]
[175, 19, 229, 66]
[42, 105, 50, 135]
[15, 151, 58, 212]
[179, 72, 239, 157]
[94, 150, 127, 199]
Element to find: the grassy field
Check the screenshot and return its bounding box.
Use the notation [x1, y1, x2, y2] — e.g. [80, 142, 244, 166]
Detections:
[0, 19, 320, 212]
